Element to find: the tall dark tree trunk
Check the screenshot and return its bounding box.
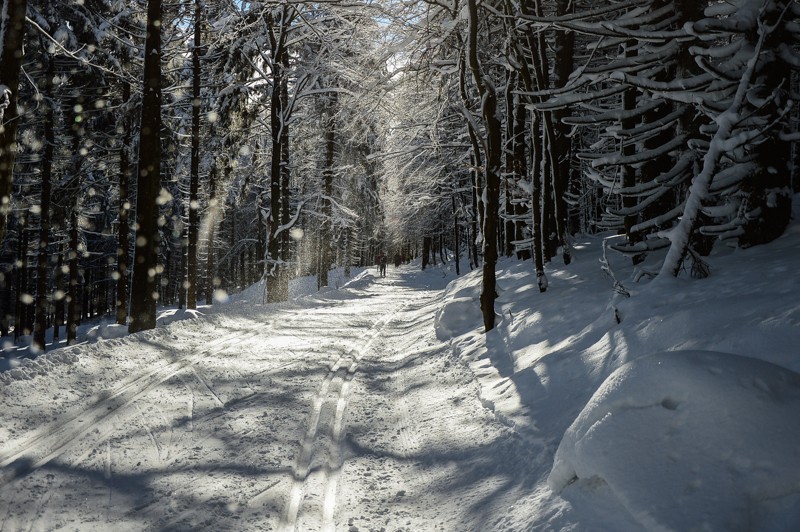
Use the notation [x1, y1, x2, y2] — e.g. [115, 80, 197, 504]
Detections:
[205, 163, 217, 304]
[452, 194, 460, 275]
[503, 71, 517, 258]
[0, 267, 10, 337]
[67, 211, 79, 344]
[0, 0, 28, 242]
[421, 236, 431, 270]
[266, 10, 289, 303]
[621, 38, 639, 242]
[33, 55, 55, 352]
[187, 0, 202, 309]
[278, 54, 291, 298]
[178, 226, 187, 309]
[470, 153, 481, 268]
[228, 206, 237, 288]
[266, 78, 283, 302]
[552, 0, 575, 265]
[466, 0, 502, 332]
[129, 0, 163, 333]
[508, 0, 545, 282]
[319, 97, 336, 290]
[116, 80, 132, 325]
[53, 248, 63, 341]
[531, 111, 547, 292]
[512, 88, 530, 260]
[14, 216, 27, 341]
[256, 188, 265, 281]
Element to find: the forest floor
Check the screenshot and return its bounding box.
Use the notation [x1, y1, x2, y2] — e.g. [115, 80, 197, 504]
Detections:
[0, 265, 535, 531]
[2, 195, 800, 531]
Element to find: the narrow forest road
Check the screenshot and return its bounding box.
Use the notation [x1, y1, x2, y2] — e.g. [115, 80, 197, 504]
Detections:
[0, 265, 539, 531]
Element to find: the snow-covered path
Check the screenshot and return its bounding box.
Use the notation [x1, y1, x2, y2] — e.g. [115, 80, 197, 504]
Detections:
[0, 266, 532, 531]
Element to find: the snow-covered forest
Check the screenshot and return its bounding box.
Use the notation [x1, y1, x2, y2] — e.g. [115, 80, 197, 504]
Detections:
[1, 0, 800, 530]
[0, 0, 797, 340]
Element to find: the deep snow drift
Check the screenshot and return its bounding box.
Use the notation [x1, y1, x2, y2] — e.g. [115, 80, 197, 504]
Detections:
[1, 196, 799, 531]
[548, 351, 800, 531]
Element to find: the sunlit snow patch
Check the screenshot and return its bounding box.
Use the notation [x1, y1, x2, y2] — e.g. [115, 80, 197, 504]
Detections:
[548, 350, 800, 531]
[156, 308, 205, 327]
[86, 323, 128, 342]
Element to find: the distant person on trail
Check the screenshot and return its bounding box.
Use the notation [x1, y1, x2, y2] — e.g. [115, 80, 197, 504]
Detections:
[394, 253, 402, 268]
[379, 255, 387, 277]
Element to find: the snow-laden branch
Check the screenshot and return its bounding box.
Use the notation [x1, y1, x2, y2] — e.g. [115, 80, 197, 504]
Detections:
[565, 98, 665, 125]
[658, 3, 776, 277]
[25, 16, 137, 84]
[273, 199, 307, 241]
[530, 85, 627, 112]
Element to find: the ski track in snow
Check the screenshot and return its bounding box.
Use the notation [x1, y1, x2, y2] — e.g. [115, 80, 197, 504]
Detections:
[0, 266, 525, 531]
[282, 299, 410, 532]
[0, 325, 266, 489]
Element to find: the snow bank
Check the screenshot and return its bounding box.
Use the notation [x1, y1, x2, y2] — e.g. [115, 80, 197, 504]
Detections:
[0, 349, 80, 385]
[434, 297, 482, 340]
[433, 264, 484, 341]
[225, 267, 366, 304]
[548, 350, 800, 531]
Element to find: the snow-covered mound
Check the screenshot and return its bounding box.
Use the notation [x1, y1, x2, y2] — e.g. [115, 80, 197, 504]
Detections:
[85, 322, 130, 342]
[548, 350, 800, 531]
[434, 297, 482, 340]
[156, 308, 205, 327]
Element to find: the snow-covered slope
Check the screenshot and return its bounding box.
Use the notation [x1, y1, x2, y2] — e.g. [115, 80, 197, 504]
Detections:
[1, 197, 798, 530]
[434, 194, 800, 530]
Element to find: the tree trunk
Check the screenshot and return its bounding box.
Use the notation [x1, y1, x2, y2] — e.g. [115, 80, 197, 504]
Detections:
[278, 53, 291, 298]
[512, 87, 530, 260]
[205, 163, 217, 304]
[266, 82, 283, 302]
[0, 261, 11, 337]
[266, 10, 288, 303]
[0, 0, 29, 242]
[531, 111, 547, 292]
[187, 0, 202, 310]
[552, 0, 574, 265]
[13, 216, 27, 341]
[53, 241, 63, 342]
[67, 211, 79, 344]
[178, 226, 187, 309]
[116, 80, 132, 325]
[33, 54, 55, 352]
[620, 39, 638, 243]
[319, 96, 336, 289]
[129, 0, 163, 333]
[659, 13, 773, 277]
[452, 194, 460, 275]
[503, 71, 516, 258]
[470, 153, 481, 268]
[466, 0, 502, 332]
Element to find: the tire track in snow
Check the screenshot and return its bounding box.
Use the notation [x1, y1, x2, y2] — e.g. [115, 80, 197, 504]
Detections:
[281, 302, 409, 532]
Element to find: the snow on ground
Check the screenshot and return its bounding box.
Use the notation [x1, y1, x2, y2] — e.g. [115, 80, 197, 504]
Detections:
[1, 197, 799, 531]
[433, 195, 800, 530]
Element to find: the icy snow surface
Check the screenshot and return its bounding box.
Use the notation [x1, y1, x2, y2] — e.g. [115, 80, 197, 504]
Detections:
[1, 196, 799, 530]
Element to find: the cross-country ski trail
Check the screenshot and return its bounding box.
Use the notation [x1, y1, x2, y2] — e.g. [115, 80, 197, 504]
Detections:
[0, 265, 537, 531]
